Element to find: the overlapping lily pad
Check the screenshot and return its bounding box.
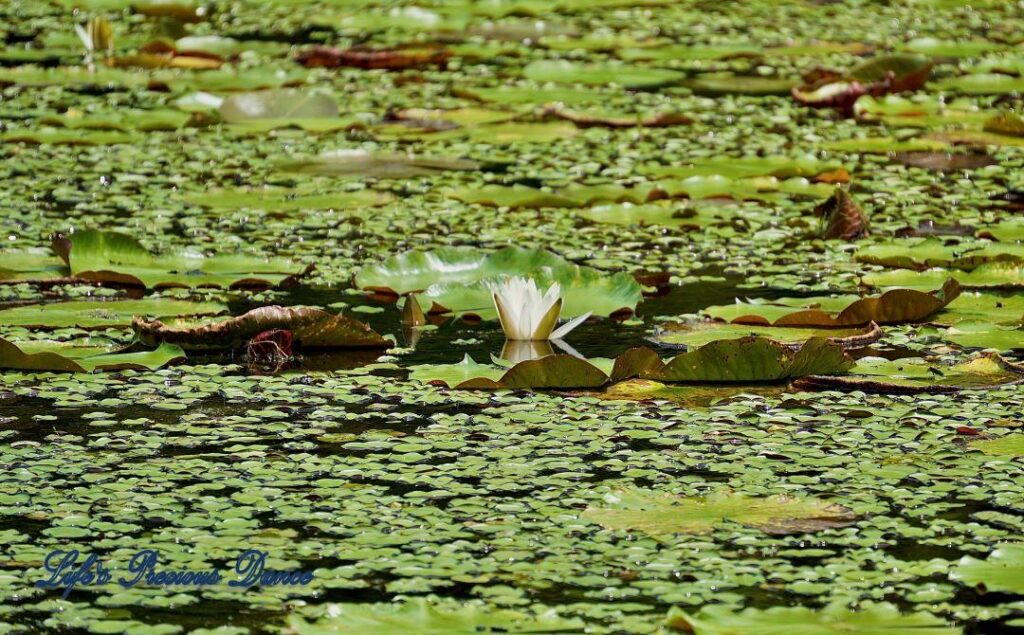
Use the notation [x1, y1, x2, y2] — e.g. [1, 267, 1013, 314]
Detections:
[651, 321, 882, 349]
[796, 354, 1024, 393]
[951, 544, 1024, 594]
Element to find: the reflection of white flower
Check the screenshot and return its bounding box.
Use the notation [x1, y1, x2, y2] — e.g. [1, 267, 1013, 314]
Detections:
[490, 276, 590, 341]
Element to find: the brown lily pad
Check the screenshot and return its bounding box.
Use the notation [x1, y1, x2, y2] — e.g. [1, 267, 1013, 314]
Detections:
[295, 45, 452, 70]
[133, 306, 388, 351]
[815, 188, 869, 240]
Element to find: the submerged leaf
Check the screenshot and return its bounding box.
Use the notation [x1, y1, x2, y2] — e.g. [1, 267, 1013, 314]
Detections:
[133, 306, 388, 350]
[582, 489, 857, 536]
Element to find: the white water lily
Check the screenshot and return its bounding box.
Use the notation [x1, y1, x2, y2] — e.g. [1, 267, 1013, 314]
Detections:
[490, 276, 591, 341]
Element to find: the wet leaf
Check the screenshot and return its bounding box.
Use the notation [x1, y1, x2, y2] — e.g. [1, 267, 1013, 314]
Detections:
[650, 337, 853, 382]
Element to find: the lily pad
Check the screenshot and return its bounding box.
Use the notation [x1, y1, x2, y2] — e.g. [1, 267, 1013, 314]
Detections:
[863, 263, 1024, 290]
[277, 150, 481, 178]
[218, 89, 341, 129]
[651, 321, 882, 350]
[184, 188, 394, 211]
[0, 338, 185, 373]
[133, 306, 388, 350]
[795, 354, 1024, 394]
[951, 544, 1024, 594]
[56, 229, 310, 289]
[523, 60, 685, 89]
[649, 337, 853, 382]
[855, 238, 1024, 269]
[639, 155, 844, 180]
[354, 247, 643, 318]
[0, 299, 226, 329]
[582, 489, 857, 536]
[703, 280, 960, 327]
[284, 598, 584, 634]
[0, 248, 69, 283]
[943, 321, 1024, 352]
[666, 602, 959, 634]
[409, 354, 610, 390]
[970, 435, 1024, 457]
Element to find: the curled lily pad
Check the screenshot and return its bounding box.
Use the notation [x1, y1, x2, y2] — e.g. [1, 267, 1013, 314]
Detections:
[651, 321, 882, 350]
[54, 229, 311, 289]
[277, 150, 481, 178]
[0, 299, 226, 329]
[284, 597, 584, 634]
[647, 337, 853, 382]
[795, 354, 1024, 394]
[666, 602, 959, 634]
[951, 544, 1024, 594]
[133, 306, 387, 350]
[815, 188, 869, 240]
[0, 338, 185, 373]
[703, 280, 961, 327]
[354, 247, 642, 318]
[794, 55, 932, 114]
[582, 489, 857, 536]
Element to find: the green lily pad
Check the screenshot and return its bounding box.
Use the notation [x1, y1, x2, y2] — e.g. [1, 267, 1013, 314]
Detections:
[980, 219, 1024, 242]
[523, 60, 685, 89]
[448, 183, 661, 209]
[56, 229, 310, 289]
[0, 299, 226, 329]
[454, 86, 609, 106]
[970, 435, 1024, 457]
[638, 155, 844, 180]
[218, 89, 342, 130]
[936, 73, 1024, 95]
[703, 280, 960, 327]
[863, 263, 1024, 290]
[183, 188, 394, 211]
[951, 544, 1024, 594]
[0, 248, 69, 283]
[133, 305, 388, 350]
[823, 136, 949, 153]
[1, 129, 136, 145]
[354, 247, 643, 318]
[795, 354, 1024, 393]
[685, 73, 797, 96]
[285, 597, 585, 634]
[651, 321, 882, 349]
[855, 238, 1024, 270]
[277, 151, 481, 178]
[582, 489, 857, 536]
[0, 338, 185, 373]
[666, 602, 959, 634]
[408, 354, 610, 390]
[649, 337, 853, 382]
[943, 321, 1024, 351]
[903, 37, 1003, 58]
